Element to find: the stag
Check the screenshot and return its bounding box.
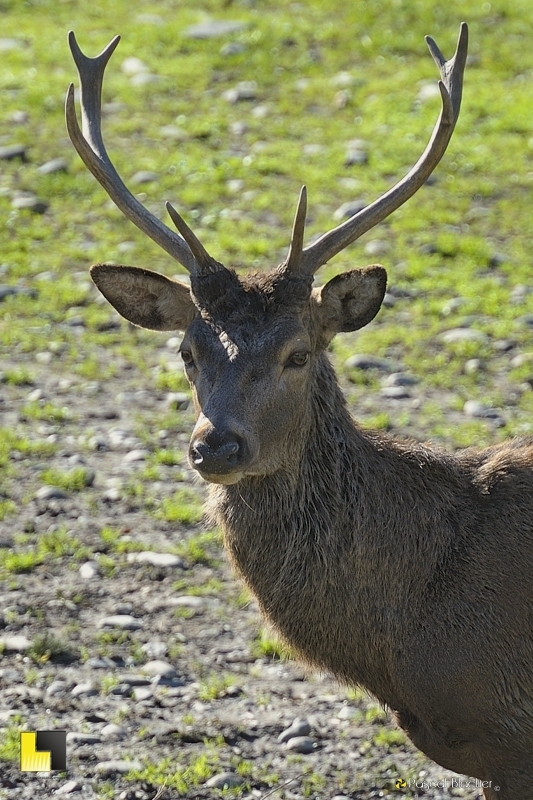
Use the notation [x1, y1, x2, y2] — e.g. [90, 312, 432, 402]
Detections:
[66, 23, 533, 798]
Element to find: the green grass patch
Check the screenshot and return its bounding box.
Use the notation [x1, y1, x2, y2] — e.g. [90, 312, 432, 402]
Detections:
[156, 488, 204, 525]
[0, 718, 23, 764]
[99, 526, 146, 554]
[174, 529, 221, 565]
[0, 528, 90, 575]
[40, 466, 94, 492]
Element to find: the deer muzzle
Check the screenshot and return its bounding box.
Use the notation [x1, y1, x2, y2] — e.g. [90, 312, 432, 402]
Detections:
[189, 417, 255, 484]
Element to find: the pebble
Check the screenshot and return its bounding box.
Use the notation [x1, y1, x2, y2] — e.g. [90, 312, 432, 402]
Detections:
[284, 736, 317, 754]
[381, 386, 411, 399]
[278, 717, 312, 743]
[102, 488, 122, 502]
[0, 668, 21, 682]
[114, 675, 149, 688]
[364, 239, 390, 257]
[0, 635, 32, 651]
[132, 72, 160, 87]
[172, 595, 207, 609]
[71, 682, 98, 698]
[127, 552, 185, 568]
[131, 170, 159, 185]
[463, 400, 501, 419]
[55, 781, 82, 796]
[67, 732, 102, 744]
[417, 82, 441, 102]
[8, 110, 29, 124]
[333, 200, 365, 221]
[345, 354, 399, 372]
[141, 660, 177, 678]
[345, 147, 368, 166]
[517, 315, 533, 328]
[160, 124, 188, 140]
[101, 723, 126, 740]
[37, 158, 68, 175]
[184, 20, 246, 38]
[0, 38, 24, 52]
[141, 641, 167, 658]
[464, 358, 483, 374]
[0, 143, 27, 160]
[133, 687, 153, 701]
[11, 194, 49, 214]
[96, 759, 143, 775]
[46, 680, 68, 696]
[121, 56, 148, 76]
[108, 684, 133, 697]
[205, 772, 245, 789]
[123, 449, 149, 463]
[223, 81, 258, 103]
[0, 284, 37, 301]
[79, 561, 100, 579]
[85, 656, 117, 669]
[338, 705, 357, 720]
[166, 392, 190, 410]
[493, 339, 515, 353]
[441, 328, 488, 344]
[98, 615, 143, 630]
[220, 41, 246, 57]
[511, 353, 533, 368]
[382, 372, 418, 387]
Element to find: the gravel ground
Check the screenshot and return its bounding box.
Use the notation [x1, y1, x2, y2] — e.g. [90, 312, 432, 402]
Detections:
[0, 328, 492, 800]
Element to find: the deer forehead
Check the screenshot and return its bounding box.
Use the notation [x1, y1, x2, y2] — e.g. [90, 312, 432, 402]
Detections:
[184, 315, 311, 363]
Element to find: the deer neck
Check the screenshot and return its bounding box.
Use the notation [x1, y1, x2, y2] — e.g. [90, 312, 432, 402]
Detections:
[208, 354, 392, 678]
[207, 352, 466, 696]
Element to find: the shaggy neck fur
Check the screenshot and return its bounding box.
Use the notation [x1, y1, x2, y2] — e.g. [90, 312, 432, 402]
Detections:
[208, 352, 478, 705]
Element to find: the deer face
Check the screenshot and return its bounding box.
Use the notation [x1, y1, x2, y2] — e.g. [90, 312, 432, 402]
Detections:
[69, 26, 465, 480]
[90, 263, 386, 483]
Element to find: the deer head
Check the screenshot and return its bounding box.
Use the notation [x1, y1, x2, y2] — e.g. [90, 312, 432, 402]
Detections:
[66, 24, 467, 484]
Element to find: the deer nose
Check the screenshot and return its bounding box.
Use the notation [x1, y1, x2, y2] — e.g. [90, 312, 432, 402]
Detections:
[190, 430, 245, 474]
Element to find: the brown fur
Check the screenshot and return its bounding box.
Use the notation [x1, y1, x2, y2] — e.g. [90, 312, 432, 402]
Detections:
[91, 263, 533, 799]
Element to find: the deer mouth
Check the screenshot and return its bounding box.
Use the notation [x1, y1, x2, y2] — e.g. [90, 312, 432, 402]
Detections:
[196, 469, 245, 486]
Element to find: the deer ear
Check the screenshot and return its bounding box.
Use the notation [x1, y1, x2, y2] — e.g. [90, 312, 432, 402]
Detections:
[90, 264, 197, 331]
[312, 266, 387, 344]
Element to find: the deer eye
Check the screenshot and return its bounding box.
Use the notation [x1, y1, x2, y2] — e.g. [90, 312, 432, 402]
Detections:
[287, 351, 309, 367]
[180, 349, 194, 367]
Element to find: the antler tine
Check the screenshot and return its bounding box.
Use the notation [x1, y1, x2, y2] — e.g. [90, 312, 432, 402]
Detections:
[65, 31, 203, 275]
[165, 202, 222, 274]
[299, 22, 468, 276]
[283, 185, 308, 273]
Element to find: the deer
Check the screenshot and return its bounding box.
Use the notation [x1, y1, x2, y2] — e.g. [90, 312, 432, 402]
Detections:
[66, 23, 533, 798]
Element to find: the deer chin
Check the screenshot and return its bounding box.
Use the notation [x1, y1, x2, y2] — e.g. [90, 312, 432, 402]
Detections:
[197, 470, 245, 486]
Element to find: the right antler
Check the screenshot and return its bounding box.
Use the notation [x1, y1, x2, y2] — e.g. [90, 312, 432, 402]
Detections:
[283, 22, 468, 276]
[65, 31, 222, 276]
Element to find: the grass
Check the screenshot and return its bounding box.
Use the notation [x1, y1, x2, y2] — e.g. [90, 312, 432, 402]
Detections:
[99, 526, 147, 554]
[252, 628, 288, 660]
[28, 632, 71, 664]
[40, 466, 94, 491]
[174, 529, 222, 565]
[198, 671, 236, 701]
[0, 718, 23, 764]
[0, 2, 533, 464]
[2, 1, 533, 795]
[156, 488, 204, 524]
[0, 528, 90, 575]
[127, 751, 222, 794]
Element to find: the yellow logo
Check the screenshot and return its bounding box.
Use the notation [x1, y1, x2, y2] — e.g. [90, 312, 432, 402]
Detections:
[20, 731, 67, 772]
[396, 778, 407, 789]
